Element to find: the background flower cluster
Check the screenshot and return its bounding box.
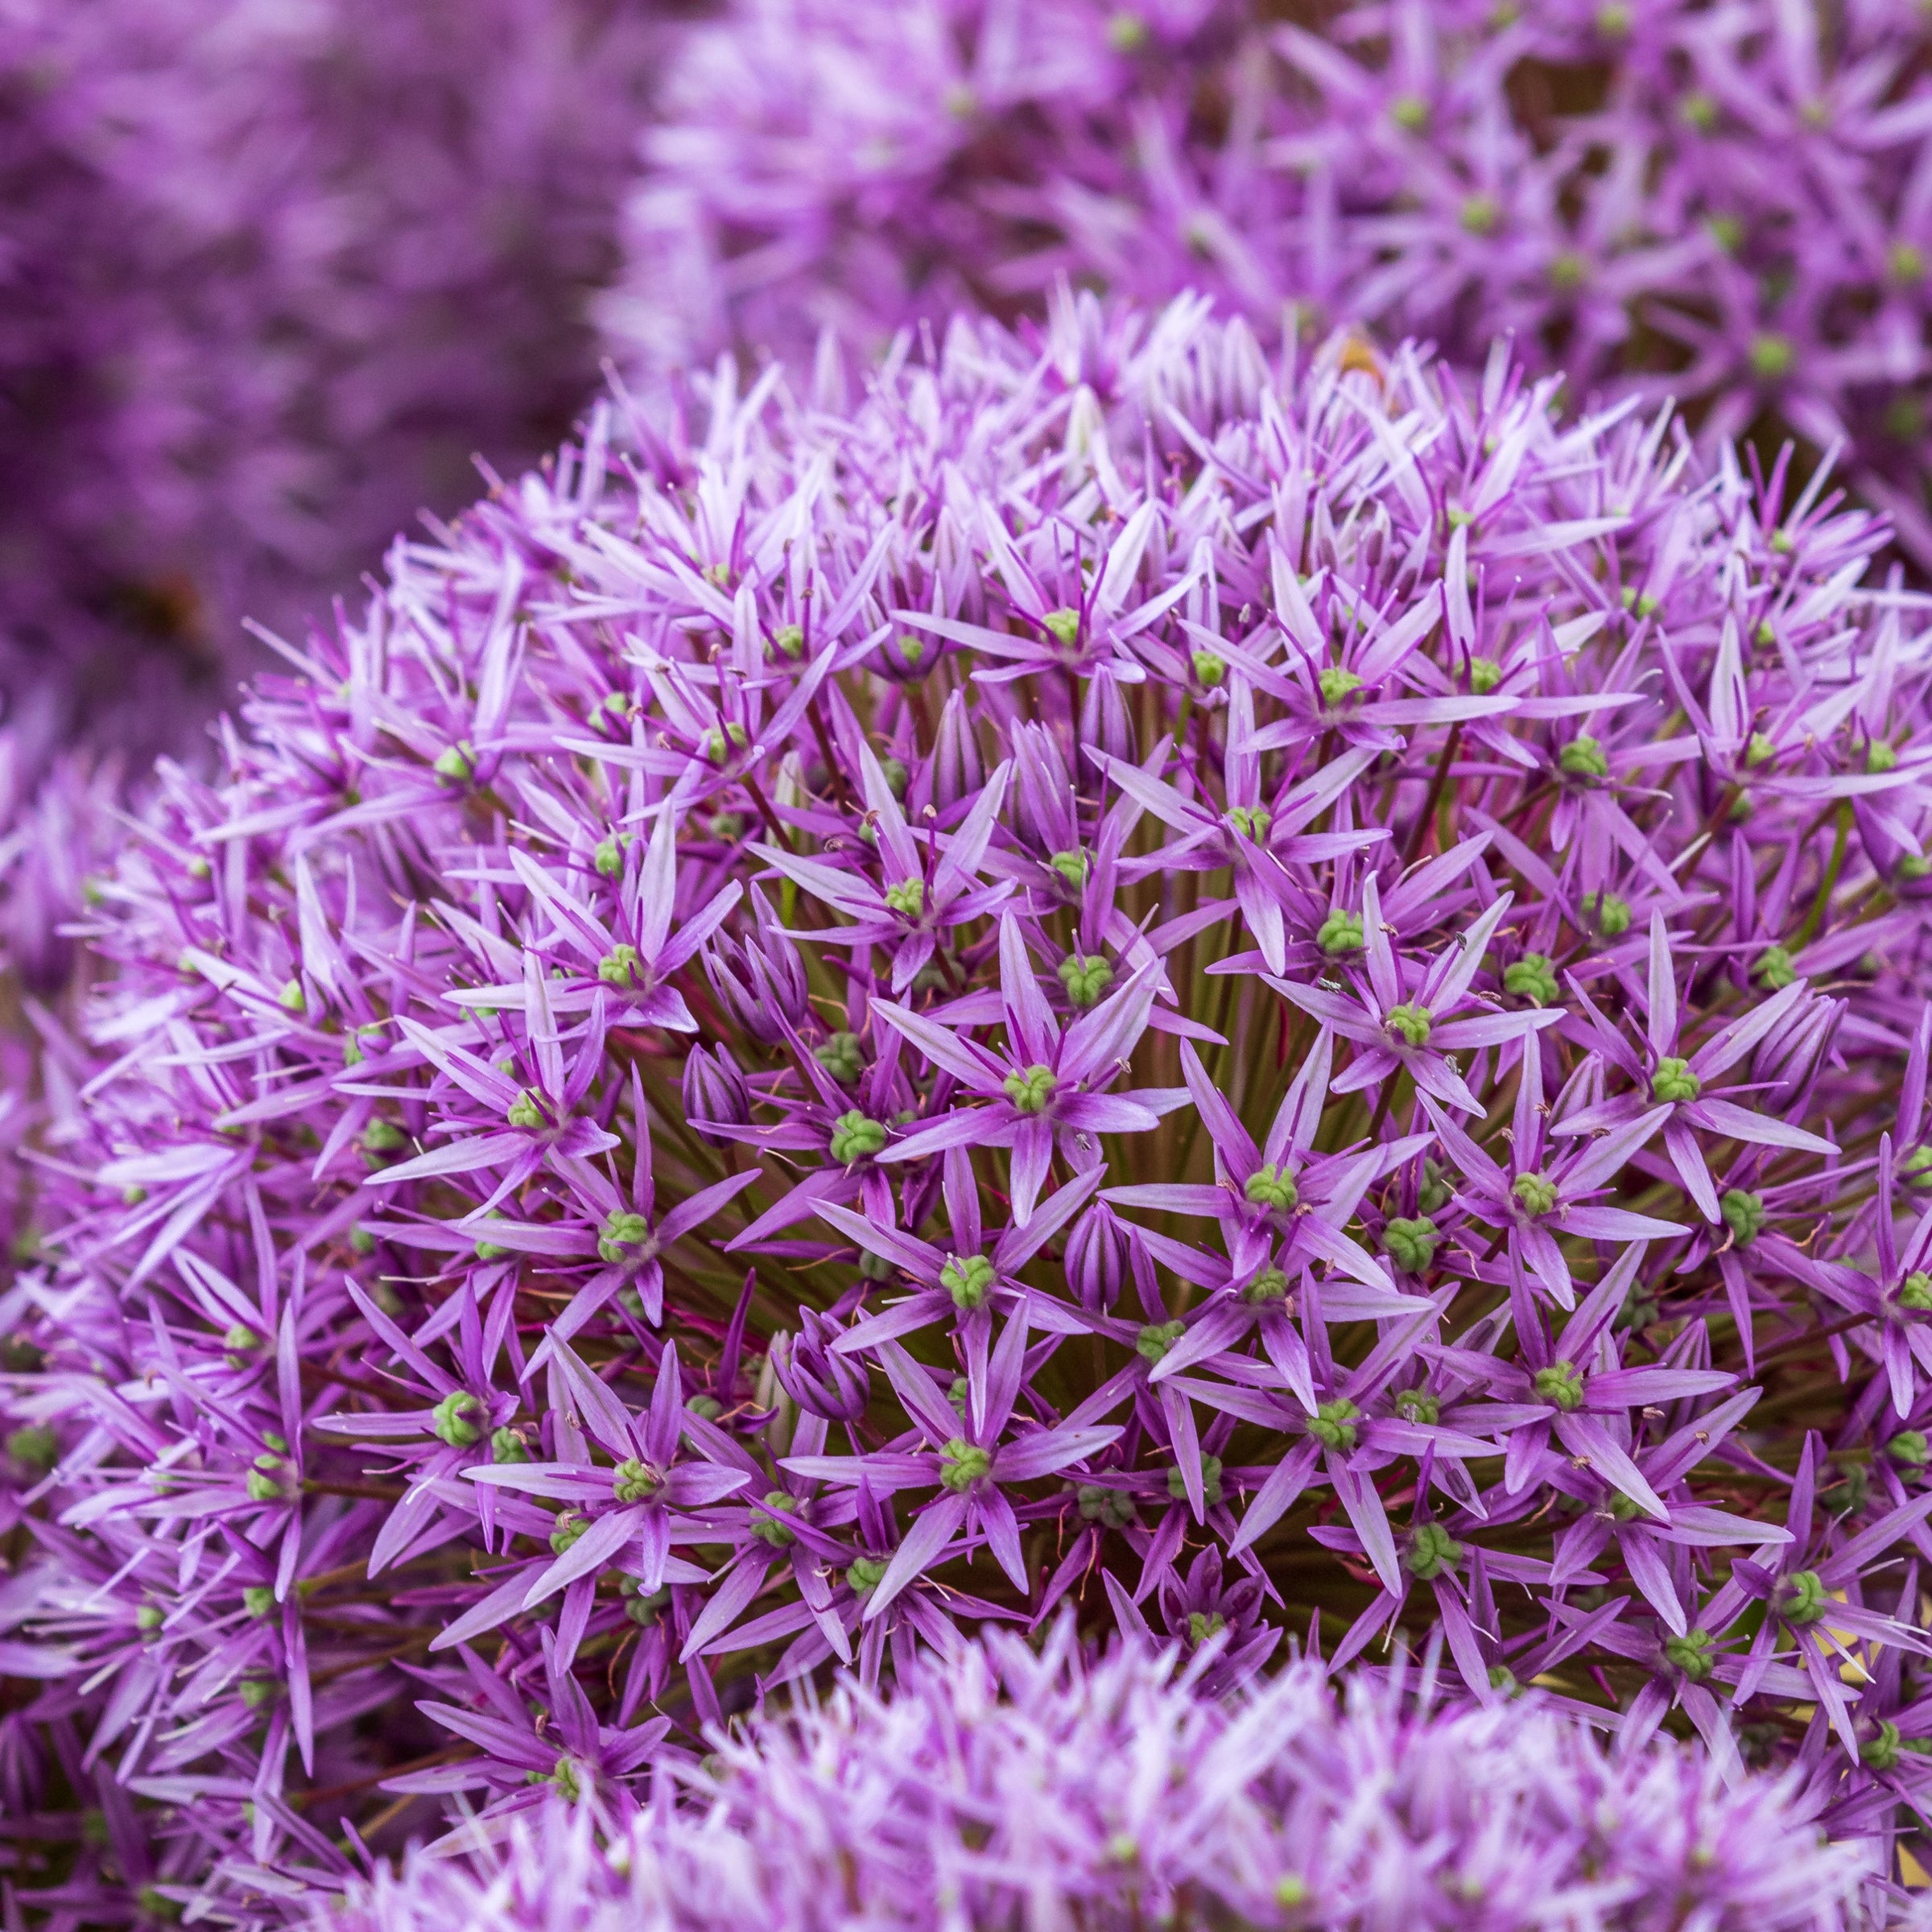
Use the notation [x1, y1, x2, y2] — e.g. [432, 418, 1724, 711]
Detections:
[620, 0, 1932, 558]
[6, 299, 1932, 1918]
[0, 0, 666, 770]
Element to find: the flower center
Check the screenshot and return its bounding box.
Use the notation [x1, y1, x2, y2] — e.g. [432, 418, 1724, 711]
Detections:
[1383, 1216, 1439, 1273]
[1244, 1164, 1299, 1212]
[845, 1555, 889, 1595]
[814, 1031, 865, 1084]
[1558, 735, 1608, 780]
[1241, 1266, 1290, 1307]
[1720, 1190, 1765, 1245]
[1779, 1568, 1827, 1624]
[1750, 332, 1794, 380]
[1459, 193, 1501, 236]
[434, 741, 475, 784]
[598, 1210, 652, 1265]
[1583, 890, 1632, 936]
[941, 1254, 997, 1311]
[1664, 1629, 1717, 1680]
[1534, 1360, 1586, 1411]
[431, 1391, 483, 1448]
[1168, 1454, 1224, 1506]
[749, 1491, 799, 1546]
[597, 943, 643, 990]
[1503, 952, 1559, 1006]
[1513, 1172, 1557, 1217]
[1316, 909, 1364, 956]
[1308, 1399, 1359, 1452]
[1004, 1065, 1058, 1114]
[884, 878, 925, 919]
[828, 1112, 889, 1163]
[1226, 804, 1272, 843]
[1394, 1388, 1439, 1425]
[1405, 1521, 1463, 1579]
[612, 1459, 666, 1505]
[1136, 1319, 1186, 1363]
[1385, 1001, 1431, 1047]
[939, 1439, 992, 1492]
[1058, 952, 1114, 1009]
[1651, 1056, 1701, 1103]
[1078, 1484, 1139, 1528]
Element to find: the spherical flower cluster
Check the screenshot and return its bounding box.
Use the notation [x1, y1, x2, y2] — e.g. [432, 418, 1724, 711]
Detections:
[320, 1625, 1889, 1932]
[612, 0, 1932, 559]
[0, 0, 664, 766]
[11, 295, 1932, 1910]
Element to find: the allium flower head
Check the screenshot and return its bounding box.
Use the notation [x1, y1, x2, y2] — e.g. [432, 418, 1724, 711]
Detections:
[11, 298, 1932, 1911]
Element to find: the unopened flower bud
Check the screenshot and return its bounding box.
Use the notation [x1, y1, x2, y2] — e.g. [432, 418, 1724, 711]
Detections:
[683, 1042, 753, 1141]
[772, 1311, 870, 1423]
[1067, 1201, 1128, 1312]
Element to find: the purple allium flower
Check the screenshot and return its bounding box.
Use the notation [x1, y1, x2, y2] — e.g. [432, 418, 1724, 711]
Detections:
[0, 0, 667, 763]
[613, 0, 1932, 564]
[318, 1626, 1891, 1932]
[14, 299, 1932, 1911]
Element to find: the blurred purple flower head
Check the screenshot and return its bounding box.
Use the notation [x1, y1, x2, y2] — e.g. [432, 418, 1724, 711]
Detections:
[0, 0, 667, 766]
[8, 297, 1932, 1914]
[320, 1626, 1889, 1932]
[611, 0, 1932, 562]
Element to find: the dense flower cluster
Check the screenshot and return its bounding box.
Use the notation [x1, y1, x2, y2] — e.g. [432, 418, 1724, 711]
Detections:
[11, 296, 1932, 1911]
[320, 1625, 1889, 1932]
[613, 0, 1932, 557]
[0, 0, 666, 766]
